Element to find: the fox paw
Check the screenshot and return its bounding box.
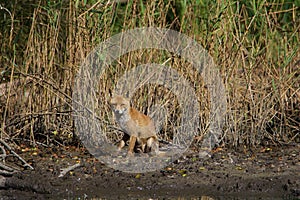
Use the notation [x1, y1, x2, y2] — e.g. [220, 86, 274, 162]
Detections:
[127, 151, 134, 157]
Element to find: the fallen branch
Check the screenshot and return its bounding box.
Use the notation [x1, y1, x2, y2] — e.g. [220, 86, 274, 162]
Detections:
[0, 162, 14, 172]
[0, 169, 15, 176]
[0, 162, 18, 176]
[0, 175, 6, 187]
[58, 163, 82, 178]
[0, 139, 34, 170]
[0, 145, 6, 161]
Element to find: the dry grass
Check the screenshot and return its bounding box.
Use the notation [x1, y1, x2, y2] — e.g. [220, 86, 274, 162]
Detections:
[0, 0, 299, 148]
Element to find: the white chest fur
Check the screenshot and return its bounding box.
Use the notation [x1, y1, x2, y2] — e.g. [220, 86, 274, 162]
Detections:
[115, 110, 130, 132]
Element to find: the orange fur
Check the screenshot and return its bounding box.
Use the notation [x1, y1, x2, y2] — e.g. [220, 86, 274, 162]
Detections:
[110, 95, 159, 156]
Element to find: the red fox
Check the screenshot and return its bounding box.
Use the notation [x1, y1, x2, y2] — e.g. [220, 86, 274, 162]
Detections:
[110, 95, 159, 156]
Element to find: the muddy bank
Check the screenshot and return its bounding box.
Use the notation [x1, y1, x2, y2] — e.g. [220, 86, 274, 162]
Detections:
[0, 144, 299, 199]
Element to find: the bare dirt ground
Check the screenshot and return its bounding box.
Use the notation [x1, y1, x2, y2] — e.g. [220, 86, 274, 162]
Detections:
[0, 143, 299, 199]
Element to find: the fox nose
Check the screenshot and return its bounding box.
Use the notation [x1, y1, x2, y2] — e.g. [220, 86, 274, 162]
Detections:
[116, 109, 124, 114]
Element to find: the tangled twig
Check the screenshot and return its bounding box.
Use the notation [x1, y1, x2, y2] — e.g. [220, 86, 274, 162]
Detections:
[0, 139, 34, 170]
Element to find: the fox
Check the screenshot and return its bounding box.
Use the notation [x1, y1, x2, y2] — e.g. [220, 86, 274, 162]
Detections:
[110, 95, 159, 156]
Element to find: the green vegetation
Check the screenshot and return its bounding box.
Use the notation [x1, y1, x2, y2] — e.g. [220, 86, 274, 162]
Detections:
[0, 0, 299, 148]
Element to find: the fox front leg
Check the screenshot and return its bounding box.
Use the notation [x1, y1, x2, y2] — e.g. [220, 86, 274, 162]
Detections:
[128, 135, 137, 156]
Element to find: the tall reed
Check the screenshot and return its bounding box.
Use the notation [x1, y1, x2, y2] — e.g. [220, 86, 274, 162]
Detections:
[0, 0, 299, 148]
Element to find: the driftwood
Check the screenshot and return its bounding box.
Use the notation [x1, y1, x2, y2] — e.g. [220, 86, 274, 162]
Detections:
[58, 163, 82, 178]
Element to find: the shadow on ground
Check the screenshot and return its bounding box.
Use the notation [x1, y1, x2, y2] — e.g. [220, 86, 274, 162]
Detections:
[0, 144, 299, 199]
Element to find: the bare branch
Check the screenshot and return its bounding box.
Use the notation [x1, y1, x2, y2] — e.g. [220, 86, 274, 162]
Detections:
[0, 139, 34, 170]
[58, 163, 82, 178]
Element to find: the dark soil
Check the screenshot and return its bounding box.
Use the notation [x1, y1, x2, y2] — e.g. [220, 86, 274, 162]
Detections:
[0, 143, 299, 199]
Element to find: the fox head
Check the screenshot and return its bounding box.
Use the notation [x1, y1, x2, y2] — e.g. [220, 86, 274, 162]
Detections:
[110, 95, 130, 115]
